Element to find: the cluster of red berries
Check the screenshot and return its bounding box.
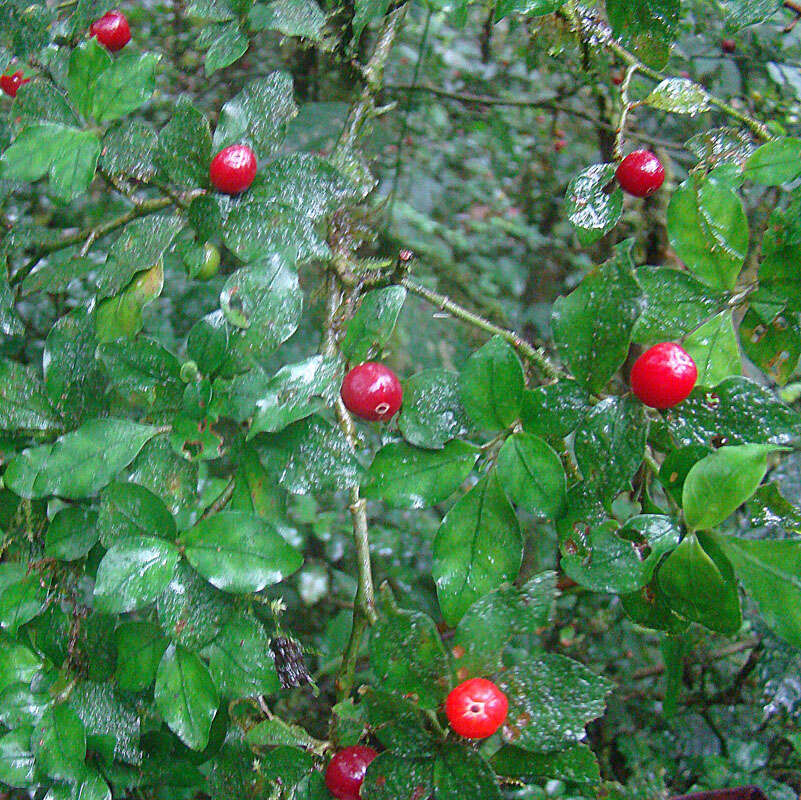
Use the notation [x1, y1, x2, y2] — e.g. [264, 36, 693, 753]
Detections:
[324, 678, 507, 798]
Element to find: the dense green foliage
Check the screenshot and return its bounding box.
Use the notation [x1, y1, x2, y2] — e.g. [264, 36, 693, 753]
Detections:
[1, 0, 801, 798]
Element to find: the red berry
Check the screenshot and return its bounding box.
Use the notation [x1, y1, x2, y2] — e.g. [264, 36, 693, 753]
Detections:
[340, 362, 402, 422]
[611, 71, 624, 86]
[554, 138, 567, 152]
[630, 342, 698, 409]
[209, 144, 257, 195]
[1, 71, 30, 98]
[615, 149, 665, 198]
[324, 746, 378, 800]
[721, 38, 736, 54]
[446, 678, 508, 739]
[90, 10, 131, 52]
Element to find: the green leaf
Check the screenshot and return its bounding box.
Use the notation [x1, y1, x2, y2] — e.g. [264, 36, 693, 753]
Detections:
[248, 0, 324, 38]
[369, 585, 450, 710]
[4, 418, 159, 499]
[207, 614, 280, 699]
[362, 689, 435, 756]
[0, 574, 46, 634]
[748, 482, 801, 535]
[231, 444, 285, 519]
[740, 307, 801, 386]
[219, 257, 303, 368]
[759, 199, 801, 311]
[115, 621, 168, 692]
[644, 78, 709, 114]
[212, 73, 298, 160]
[721, 0, 781, 30]
[93, 536, 180, 614]
[68, 38, 111, 118]
[154, 644, 218, 751]
[744, 138, 801, 185]
[520, 380, 590, 440]
[683, 310, 741, 386]
[492, 744, 600, 787]
[92, 51, 160, 122]
[459, 335, 524, 430]
[432, 471, 523, 625]
[249, 355, 342, 436]
[453, 571, 557, 675]
[341, 286, 406, 363]
[632, 266, 725, 345]
[95, 260, 165, 344]
[45, 505, 99, 560]
[551, 241, 642, 394]
[203, 22, 248, 76]
[710, 532, 801, 648]
[665, 377, 801, 448]
[97, 481, 177, 548]
[0, 727, 37, 787]
[263, 415, 363, 494]
[434, 744, 501, 800]
[188, 312, 231, 378]
[497, 654, 612, 751]
[0, 275, 24, 338]
[0, 639, 42, 693]
[181, 510, 303, 593]
[157, 561, 232, 648]
[245, 718, 319, 749]
[100, 120, 158, 182]
[574, 397, 648, 501]
[496, 433, 566, 518]
[606, 0, 678, 69]
[0, 123, 100, 201]
[157, 97, 213, 188]
[565, 163, 623, 245]
[362, 753, 435, 800]
[494, 0, 562, 21]
[0, 359, 59, 432]
[398, 369, 470, 449]
[0, 684, 50, 729]
[561, 515, 681, 594]
[362, 439, 479, 509]
[32, 704, 87, 781]
[666, 176, 748, 290]
[657, 532, 741, 634]
[13, 78, 78, 128]
[98, 212, 184, 298]
[683, 444, 783, 531]
[353, 0, 390, 38]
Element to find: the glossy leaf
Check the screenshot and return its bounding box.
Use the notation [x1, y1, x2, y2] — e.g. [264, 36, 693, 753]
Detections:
[32, 704, 87, 781]
[744, 138, 801, 185]
[362, 753, 435, 800]
[248, 0, 325, 38]
[565, 163, 623, 245]
[341, 286, 406, 363]
[0, 727, 37, 787]
[0, 359, 59, 433]
[432, 471, 523, 625]
[520, 380, 590, 440]
[45, 505, 99, 561]
[114, 621, 168, 692]
[740, 307, 801, 386]
[181, 510, 303, 593]
[492, 744, 601, 787]
[362, 439, 479, 509]
[683, 310, 741, 387]
[157, 97, 213, 188]
[606, 0, 678, 68]
[97, 481, 177, 547]
[398, 369, 470, 449]
[645, 78, 709, 114]
[434, 744, 501, 800]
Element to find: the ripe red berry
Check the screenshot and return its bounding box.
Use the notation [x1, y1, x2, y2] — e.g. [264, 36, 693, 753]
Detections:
[721, 38, 736, 54]
[554, 138, 567, 152]
[615, 150, 665, 198]
[1, 71, 30, 98]
[209, 144, 257, 195]
[630, 342, 698, 409]
[90, 10, 131, 52]
[340, 362, 402, 422]
[446, 678, 508, 739]
[324, 746, 378, 800]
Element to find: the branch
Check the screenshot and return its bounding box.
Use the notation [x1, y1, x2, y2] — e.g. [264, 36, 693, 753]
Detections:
[399, 275, 563, 381]
[567, 6, 773, 143]
[11, 195, 175, 288]
[630, 637, 761, 680]
[201, 476, 236, 520]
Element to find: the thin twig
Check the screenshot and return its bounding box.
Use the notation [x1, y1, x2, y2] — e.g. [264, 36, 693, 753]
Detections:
[200, 476, 236, 519]
[400, 275, 562, 381]
[630, 637, 761, 680]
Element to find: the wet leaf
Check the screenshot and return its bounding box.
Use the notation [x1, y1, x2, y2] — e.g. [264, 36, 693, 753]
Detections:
[606, 0, 678, 68]
[207, 613, 281, 699]
[32, 704, 87, 781]
[496, 432, 566, 518]
[97, 481, 177, 547]
[0, 684, 50, 729]
[45, 505, 99, 561]
[497, 653, 613, 751]
[362, 689, 435, 756]
[645, 78, 709, 114]
[491, 744, 600, 787]
[362, 439, 479, 509]
[552, 242, 642, 394]
[453, 571, 557, 676]
[154, 644, 218, 750]
[248, 0, 325, 37]
[181, 510, 303, 593]
[565, 163, 623, 245]
[744, 138, 801, 185]
[0, 358, 60, 433]
[683, 310, 741, 387]
[93, 536, 180, 614]
[341, 286, 406, 363]
[398, 369, 470, 449]
[157, 97, 213, 188]
[114, 621, 168, 692]
[520, 380, 590, 440]
[203, 22, 248, 76]
[369, 585, 450, 710]
[459, 335, 524, 430]
[100, 120, 158, 182]
[432, 471, 522, 625]
[434, 743, 501, 800]
[362, 752, 435, 800]
[657, 532, 741, 634]
[0, 727, 36, 787]
[740, 307, 801, 386]
[4, 418, 159, 499]
[759, 199, 801, 311]
[188, 311, 231, 378]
